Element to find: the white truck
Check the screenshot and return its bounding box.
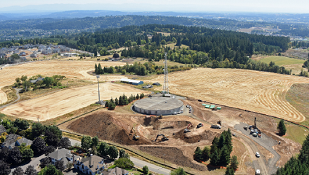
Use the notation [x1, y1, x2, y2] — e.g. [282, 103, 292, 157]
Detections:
[211, 124, 221, 129]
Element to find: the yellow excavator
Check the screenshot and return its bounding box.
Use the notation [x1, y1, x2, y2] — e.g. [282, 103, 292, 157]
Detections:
[154, 134, 169, 142]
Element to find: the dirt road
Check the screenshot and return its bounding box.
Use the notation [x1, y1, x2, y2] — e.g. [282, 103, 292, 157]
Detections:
[1, 82, 147, 121]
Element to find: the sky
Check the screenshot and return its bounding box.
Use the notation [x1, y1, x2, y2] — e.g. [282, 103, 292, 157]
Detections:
[0, 0, 309, 13]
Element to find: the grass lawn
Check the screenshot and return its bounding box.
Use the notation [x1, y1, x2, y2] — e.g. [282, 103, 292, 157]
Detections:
[259, 56, 305, 66]
[165, 43, 189, 49]
[284, 124, 308, 144]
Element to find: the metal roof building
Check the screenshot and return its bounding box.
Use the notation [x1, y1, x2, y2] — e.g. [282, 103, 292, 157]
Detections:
[120, 78, 143, 85]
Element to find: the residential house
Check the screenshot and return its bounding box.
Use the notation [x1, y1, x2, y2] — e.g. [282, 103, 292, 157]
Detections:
[1, 134, 32, 149]
[0, 53, 7, 59]
[103, 167, 129, 175]
[30, 52, 38, 58]
[48, 148, 80, 169]
[30, 77, 44, 84]
[19, 52, 27, 56]
[74, 155, 105, 175]
[0, 125, 6, 135]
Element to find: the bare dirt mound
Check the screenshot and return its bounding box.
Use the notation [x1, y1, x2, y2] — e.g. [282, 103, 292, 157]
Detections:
[67, 111, 151, 145]
[139, 146, 207, 171]
[174, 129, 219, 143]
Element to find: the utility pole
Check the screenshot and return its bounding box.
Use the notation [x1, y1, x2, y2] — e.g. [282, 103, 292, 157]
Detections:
[97, 75, 101, 104]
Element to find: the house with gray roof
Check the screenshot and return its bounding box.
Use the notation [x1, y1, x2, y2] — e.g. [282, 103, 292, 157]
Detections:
[48, 148, 81, 169]
[103, 167, 129, 175]
[74, 155, 105, 175]
[1, 134, 32, 149]
[0, 125, 6, 135]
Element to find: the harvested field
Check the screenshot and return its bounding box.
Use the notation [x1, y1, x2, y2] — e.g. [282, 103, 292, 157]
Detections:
[0, 60, 126, 104]
[1, 83, 147, 121]
[286, 84, 309, 124]
[152, 68, 309, 122]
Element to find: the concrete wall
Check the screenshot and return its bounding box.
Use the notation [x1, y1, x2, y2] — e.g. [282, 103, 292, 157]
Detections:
[133, 105, 182, 115]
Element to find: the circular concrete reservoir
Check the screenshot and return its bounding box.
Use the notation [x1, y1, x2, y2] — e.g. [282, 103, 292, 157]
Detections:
[133, 97, 184, 115]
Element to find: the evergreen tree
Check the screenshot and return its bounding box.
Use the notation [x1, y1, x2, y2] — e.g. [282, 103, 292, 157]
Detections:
[210, 149, 220, 166]
[230, 156, 239, 170]
[119, 149, 126, 158]
[194, 147, 202, 161]
[277, 119, 286, 136]
[171, 168, 186, 175]
[115, 98, 119, 105]
[108, 146, 118, 160]
[218, 132, 226, 149]
[210, 137, 219, 154]
[136, 94, 140, 100]
[220, 145, 231, 166]
[202, 146, 211, 161]
[95, 64, 98, 74]
[105, 101, 109, 107]
[225, 166, 235, 175]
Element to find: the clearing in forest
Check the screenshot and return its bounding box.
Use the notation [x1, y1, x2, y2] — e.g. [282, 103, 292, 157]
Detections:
[259, 56, 305, 66]
[152, 68, 309, 122]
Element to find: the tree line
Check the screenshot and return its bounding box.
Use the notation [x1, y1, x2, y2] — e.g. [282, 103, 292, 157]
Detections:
[95, 62, 192, 76]
[105, 93, 145, 110]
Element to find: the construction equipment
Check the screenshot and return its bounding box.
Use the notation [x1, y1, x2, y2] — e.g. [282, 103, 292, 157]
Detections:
[197, 123, 203, 129]
[154, 134, 169, 142]
[131, 126, 140, 140]
[184, 122, 193, 133]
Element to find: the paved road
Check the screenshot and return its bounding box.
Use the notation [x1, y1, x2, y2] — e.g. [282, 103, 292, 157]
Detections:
[235, 123, 280, 174]
[68, 139, 171, 175]
[10, 154, 46, 174]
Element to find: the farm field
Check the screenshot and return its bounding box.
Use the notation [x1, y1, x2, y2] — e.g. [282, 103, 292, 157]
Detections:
[0, 60, 125, 104]
[0, 82, 148, 121]
[151, 68, 309, 123]
[259, 56, 305, 66]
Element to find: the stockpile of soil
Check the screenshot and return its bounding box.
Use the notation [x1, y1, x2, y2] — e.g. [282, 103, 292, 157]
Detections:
[139, 146, 207, 171]
[68, 111, 151, 145]
[174, 129, 219, 143]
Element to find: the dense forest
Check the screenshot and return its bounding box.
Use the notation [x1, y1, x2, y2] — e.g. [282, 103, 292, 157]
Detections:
[1, 24, 294, 75]
[0, 15, 309, 41]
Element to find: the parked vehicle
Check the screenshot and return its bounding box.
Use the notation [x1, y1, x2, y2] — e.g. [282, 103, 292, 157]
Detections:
[255, 169, 261, 175]
[211, 125, 221, 129]
[255, 152, 260, 158]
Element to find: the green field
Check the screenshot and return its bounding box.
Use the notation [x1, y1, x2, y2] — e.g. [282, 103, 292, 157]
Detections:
[260, 56, 305, 66]
[285, 124, 308, 144]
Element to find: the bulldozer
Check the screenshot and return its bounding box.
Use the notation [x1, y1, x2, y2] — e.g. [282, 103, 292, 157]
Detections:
[154, 134, 169, 142]
[131, 126, 140, 140]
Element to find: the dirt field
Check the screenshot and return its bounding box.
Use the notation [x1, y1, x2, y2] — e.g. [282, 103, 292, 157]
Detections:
[152, 68, 309, 122]
[0, 82, 147, 121]
[0, 60, 126, 104]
